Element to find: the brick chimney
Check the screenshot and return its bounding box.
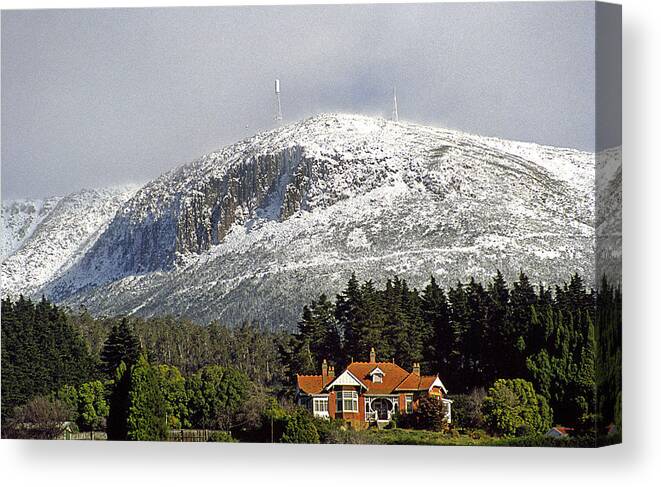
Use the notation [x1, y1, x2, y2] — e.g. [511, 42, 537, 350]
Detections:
[328, 365, 335, 379]
[321, 359, 328, 385]
[412, 362, 421, 375]
[369, 347, 376, 363]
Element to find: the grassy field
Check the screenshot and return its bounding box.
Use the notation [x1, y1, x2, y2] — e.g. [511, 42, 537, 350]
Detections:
[363, 428, 504, 446]
[360, 428, 616, 447]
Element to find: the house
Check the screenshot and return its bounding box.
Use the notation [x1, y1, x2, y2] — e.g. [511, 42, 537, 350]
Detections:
[545, 426, 574, 438]
[296, 347, 452, 426]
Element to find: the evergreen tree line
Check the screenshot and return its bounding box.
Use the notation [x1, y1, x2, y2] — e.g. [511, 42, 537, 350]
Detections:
[282, 271, 621, 430]
[1, 270, 621, 435]
[1, 297, 96, 416]
[70, 313, 288, 385]
[2, 309, 271, 440]
[1, 299, 289, 429]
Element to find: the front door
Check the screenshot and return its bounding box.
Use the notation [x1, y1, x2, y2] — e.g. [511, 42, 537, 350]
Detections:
[371, 398, 392, 421]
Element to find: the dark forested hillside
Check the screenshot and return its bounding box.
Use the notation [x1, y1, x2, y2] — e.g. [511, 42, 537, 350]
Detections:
[1, 270, 621, 436]
[282, 271, 622, 431]
[1, 297, 96, 414]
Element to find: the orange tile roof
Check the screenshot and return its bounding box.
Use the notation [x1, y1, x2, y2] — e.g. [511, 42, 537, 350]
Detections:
[394, 373, 422, 391]
[344, 362, 435, 394]
[296, 375, 325, 394]
[297, 363, 442, 395]
[419, 375, 438, 390]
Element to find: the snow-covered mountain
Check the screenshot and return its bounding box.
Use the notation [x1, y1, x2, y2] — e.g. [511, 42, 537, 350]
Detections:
[2, 114, 621, 326]
[1, 197, 61, 259]
[1, 187, 138, 297]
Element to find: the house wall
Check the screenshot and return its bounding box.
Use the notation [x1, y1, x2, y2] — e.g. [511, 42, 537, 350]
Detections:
[328, 391, 337, 417]
[334, 385, 363, 421]
[398, 393, 406, 412]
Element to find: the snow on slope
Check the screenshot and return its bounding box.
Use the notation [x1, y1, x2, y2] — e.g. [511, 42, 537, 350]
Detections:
[1, 186, 138, 297]
[1, 197, 61, 259]
[32, 114, 610, 326]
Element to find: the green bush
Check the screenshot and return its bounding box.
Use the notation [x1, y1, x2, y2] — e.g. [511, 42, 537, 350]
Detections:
[450, 388, 486, 429]
[156, 365, 189, 429]
[482, 378, 552, 437]
[186, 365, 251, 431]
[280, 408, 319, 444]
[410, 396, 448, 432]
[126, 355, 168, 441]
[208, 431, 238, 443]
[77, 380, 110, 431]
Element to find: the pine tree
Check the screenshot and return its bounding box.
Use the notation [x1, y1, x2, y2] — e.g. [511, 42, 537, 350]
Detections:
[595, 276, 622, 430]
[100, 318, 141, 376]
[421, 276, 451, 376]
[107, 361, 130, 440]
[448, 281, 469, 384]
[506, 272, 537, 377]
[126, 355, 168, 441]
[1, 296, 95, 416]
[485, 271, 509, 383]
[464, 278, 489, 389]
[335, 273, 362, 364]
[356, 280, 386, 361]
[313, 294, 342, 363]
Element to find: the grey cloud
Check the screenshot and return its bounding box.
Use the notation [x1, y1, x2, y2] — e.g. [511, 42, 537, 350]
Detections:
[1, 2, 613, 200]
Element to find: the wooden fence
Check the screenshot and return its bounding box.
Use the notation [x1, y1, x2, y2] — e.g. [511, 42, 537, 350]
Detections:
[64, 429, 217, 441]
[167, 429, 219, 442]
[67, 431, 107, 440]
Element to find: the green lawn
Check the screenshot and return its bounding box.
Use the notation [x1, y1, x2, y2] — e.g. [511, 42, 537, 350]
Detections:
[361, 428, 612, 447]
[363, 428, 503, 446]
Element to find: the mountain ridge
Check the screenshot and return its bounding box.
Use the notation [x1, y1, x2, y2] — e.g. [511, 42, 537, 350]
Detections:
[2, 114, 620, 327]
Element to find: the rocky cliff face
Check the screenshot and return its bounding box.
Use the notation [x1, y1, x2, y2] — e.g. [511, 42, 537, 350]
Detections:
[2, 114, 620, 327]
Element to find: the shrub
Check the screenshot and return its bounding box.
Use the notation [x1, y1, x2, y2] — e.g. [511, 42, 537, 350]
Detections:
[410, 396, 448, 432]
[186, 365, 251, 431]
[126, 355, 168, 441]
[156, 365, 189, 429]
[280, 408, 319, 444]
[77, 380, 110, 431]
[482, 378, 552, 437]
[4, 395, 76, 439]
[208, 431, 238, 443]
[450, 388, 486, 429]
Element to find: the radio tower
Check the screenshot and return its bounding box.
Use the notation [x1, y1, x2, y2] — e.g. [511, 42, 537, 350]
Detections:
[391, 86, 399, 122]
[274, 79, 283, 122]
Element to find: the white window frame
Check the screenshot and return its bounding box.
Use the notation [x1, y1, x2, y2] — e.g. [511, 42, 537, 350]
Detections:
[313, 397, 329, 416]
[336, 391, 359, 412]
[405, 394, 413, 413]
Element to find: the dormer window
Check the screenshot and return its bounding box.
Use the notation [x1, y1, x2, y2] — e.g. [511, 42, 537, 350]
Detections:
[369, 367, 385, 383]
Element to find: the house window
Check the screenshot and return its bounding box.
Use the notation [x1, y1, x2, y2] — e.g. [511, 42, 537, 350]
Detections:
[336, 391, 358, 412]
[373, 374, 383, 383]
[313, 397, 328, 414]
[405, 395, 413, 413]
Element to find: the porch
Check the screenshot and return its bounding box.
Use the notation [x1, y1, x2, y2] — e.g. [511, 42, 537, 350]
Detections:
[364, 395, 401, 423]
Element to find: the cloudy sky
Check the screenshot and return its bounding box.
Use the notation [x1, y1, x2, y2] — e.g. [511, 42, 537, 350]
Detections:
[1, 2, 616, 200]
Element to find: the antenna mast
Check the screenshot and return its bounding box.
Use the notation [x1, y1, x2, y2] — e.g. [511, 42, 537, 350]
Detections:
[274, 79, 283, 122]
[392, 86, 399, 122]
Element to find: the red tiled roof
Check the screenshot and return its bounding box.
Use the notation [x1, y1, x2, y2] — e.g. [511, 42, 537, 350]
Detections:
[297, 363, 442, 395]
[296, 375, 325, 394]
[394, 373, 438, 391]
[345, 362, 439, 394]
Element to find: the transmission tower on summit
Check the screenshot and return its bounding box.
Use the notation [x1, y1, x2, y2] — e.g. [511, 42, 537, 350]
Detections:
[391, 86, 399, 122]
[274, 79, 283, 122]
